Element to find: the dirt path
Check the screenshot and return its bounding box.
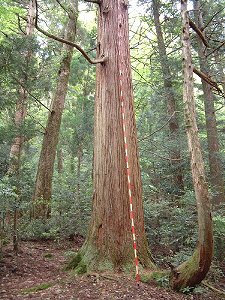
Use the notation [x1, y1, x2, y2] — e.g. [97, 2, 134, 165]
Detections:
[0, 240, 223, 299]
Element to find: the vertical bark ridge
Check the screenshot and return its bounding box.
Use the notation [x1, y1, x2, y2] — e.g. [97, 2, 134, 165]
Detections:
[194, 0, 225, 207]
[171, 0, 213, 290]
[8, 0, 36, 175]
[32, 1, 78, 218]
[79, 0, 154, 272]
[152, 0, 184, 196]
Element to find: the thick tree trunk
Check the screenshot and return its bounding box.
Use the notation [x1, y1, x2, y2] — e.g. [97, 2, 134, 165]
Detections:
[8, 0, 35, 175]
[32, 2, 78, 218]
[152, 0, 184, 196]
[171, 0, 213, 290]
[194, 0, 225, 207]
[73, 0, 154, 273]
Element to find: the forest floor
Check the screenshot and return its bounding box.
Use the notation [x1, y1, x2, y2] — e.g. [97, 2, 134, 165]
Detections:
[0, 237, 224, 300]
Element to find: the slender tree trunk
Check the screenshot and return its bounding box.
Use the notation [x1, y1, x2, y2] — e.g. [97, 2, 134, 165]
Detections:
[194, 0, 225, 207]
[32, 2, 78, 218]
[72, 0, 154, 272]
[8, 0, 35, 253]
[8, 0, 35, 175]
[152, 0, 184, 196]
[171, 0, 213, 290]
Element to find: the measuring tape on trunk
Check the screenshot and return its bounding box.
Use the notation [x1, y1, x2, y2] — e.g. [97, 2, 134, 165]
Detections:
[118, 5, 140, 283]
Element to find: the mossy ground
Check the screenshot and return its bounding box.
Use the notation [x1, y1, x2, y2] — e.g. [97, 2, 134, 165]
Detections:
[140, 269, 170, 286]
[1, 240, 218, 299]
[21, 282, 53, 294]
[65, 252, 87, 274]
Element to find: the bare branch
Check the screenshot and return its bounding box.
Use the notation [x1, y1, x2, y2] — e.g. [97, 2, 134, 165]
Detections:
[55, 0, 71, 16]
[0, 30, 9, 38]
[28, 0, 107, 64]
[27, 112, 46, 132]
[193, 67, 223, 94]
[203, 7, 225, 30]
[10, 74, 52, 112]
[189, 18, 208, 47]
[35, 23, 108, 64]
[206, 40, 225, 57]
[138, 111, 179, 142]
[82, 0, 101, 4]
[17, 14, 26, 35]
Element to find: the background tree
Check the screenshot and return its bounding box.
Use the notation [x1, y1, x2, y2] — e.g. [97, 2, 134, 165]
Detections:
[0, 0, 224, 296]
[32, 0, 78, 218]
[193, 0, 225, 206]
[170, 0, 213, 290]
[152, 0, 184, 196]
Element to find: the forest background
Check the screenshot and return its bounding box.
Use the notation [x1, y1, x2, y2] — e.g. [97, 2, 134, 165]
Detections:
[0, 0, 224, 295]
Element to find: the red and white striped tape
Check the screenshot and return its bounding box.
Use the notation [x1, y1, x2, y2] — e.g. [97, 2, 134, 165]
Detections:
[118, 6, 140, 283]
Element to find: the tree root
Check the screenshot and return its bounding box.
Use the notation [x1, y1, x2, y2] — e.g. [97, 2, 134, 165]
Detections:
[202, 280, 225, 296]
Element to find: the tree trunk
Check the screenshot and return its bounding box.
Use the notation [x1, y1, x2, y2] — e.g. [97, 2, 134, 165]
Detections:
[32, 2, 78, 218]
[72, 0, 155, 273]
[152, 0, 184, 196]
[194, 0, 225, 207]
[8, 0, 35, 175]
[171, 0, 213, 290]
[7, 0, 35, 252]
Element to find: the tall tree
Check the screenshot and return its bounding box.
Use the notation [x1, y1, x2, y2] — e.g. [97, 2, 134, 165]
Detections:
[152, 0, 184, 196]
[193, 0, 225, 206]
[7, 0, 36, 252]
[69, 0, 155, 273]
[8, 0, 35, 175]
[170, 0, 213, 290]
[32, 0, 78, 218]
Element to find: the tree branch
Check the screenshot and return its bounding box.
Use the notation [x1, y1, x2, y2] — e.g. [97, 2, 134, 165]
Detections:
[27, 112, 46, 132]
[17, 14, 26, 35]
[55, 0, 71, 16]
[202, 7, 225, 30]
[206, 40, 225, 57]
[10, 74, 52, 112]
[189, 18, 208, 47]
[36, 22, 107, 64]
[193, 67, 223, 94]
[202, 281, 225, 296]
[138, 111, 179, 142]
[27, 0, 107, 65]
[82, 0, 102, 4]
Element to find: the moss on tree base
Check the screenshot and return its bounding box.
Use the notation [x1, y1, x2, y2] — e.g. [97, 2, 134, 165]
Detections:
[140, 269, 170, 287]
[65, 252, 87, 274]
[66, 241, 155, 278]
[170, 246, 212, 291]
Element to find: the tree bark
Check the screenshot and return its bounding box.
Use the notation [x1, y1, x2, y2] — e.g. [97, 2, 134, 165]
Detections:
[7, 0, 36, 253]
[194, 0, 225, 207]
[152, 0, 184, 196]
[32, 1, 78, 218]
[171, 0, 213, 290]
[8, 0, 35, 175]
[73, 0, 155, 272]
